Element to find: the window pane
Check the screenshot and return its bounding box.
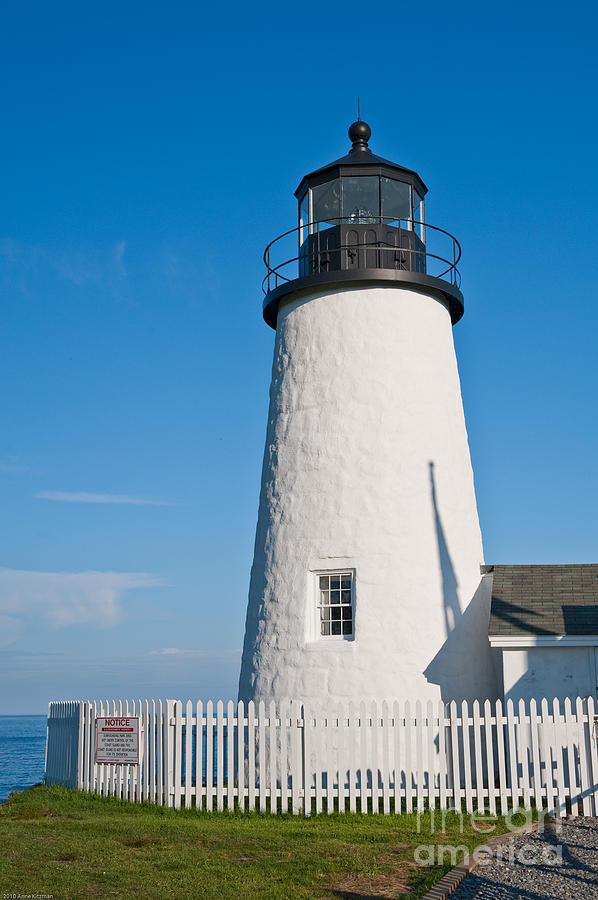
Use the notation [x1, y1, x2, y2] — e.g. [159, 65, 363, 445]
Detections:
[319, 575, 329, 590]
[341, 575, 351, 589]
[413, 189, 424, 240]
[413, 189, 423, 220]
[381, 177, 411, 222]
[341, 606, 352, 620]
[330, 576, 340, 590]
[342, 619, 353, 635]
[342, 176, 380, 224]
[332, 621, 342, 635]
[299, 191, 309, 246]
[312, 179, 340, 227]
[331, 607, 341, 620]
[321, 621, 330, 636]
[341, 590, 351, 604]
[330, 590, 341, 604]
[320, 607, 331, 620]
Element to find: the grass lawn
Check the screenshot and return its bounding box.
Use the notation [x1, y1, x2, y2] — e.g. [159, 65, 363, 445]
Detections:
[0, 786, 516, 899]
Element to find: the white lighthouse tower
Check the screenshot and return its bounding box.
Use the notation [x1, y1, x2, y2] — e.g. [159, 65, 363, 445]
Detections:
[239, 120, 498, 707]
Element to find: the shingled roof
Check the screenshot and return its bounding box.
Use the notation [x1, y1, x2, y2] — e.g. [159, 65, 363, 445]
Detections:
[485, 564, 598, 637]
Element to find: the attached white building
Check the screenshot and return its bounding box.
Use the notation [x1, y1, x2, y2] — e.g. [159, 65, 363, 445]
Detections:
[487, 564, 598, 704]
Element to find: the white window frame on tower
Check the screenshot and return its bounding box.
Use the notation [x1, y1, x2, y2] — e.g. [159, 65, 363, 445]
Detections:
[314, 570, 355, 640]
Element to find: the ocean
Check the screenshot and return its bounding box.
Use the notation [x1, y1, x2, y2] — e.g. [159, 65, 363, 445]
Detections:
[0, 715, 47, 803]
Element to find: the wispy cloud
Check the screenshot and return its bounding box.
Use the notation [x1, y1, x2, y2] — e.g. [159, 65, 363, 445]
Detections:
[0, 568, 164, 645]
[0, 238, 128, 296]
[0, 456, 30, 473]
[35, 490, 172, 506]
[150, 647, 241, 658]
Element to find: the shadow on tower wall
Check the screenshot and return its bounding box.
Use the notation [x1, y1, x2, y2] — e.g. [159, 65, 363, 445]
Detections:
[424, 461, 499, 703]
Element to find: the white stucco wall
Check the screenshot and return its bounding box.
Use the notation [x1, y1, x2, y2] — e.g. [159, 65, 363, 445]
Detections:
[502, 647, 598, 705]
[239, 283, 499, 706]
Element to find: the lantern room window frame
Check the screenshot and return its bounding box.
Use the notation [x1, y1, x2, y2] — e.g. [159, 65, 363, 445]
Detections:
[298, 174, 425, 245]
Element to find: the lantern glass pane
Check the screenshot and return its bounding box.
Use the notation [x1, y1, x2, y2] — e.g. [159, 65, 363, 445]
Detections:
[342, 176, 380, 223]
[381, 177, 411, 223]
[311, 179, 340, 228]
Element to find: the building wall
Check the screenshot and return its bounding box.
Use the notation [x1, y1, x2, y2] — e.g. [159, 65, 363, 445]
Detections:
[502, 646, 598, 704]
[239, 283, 499, 706]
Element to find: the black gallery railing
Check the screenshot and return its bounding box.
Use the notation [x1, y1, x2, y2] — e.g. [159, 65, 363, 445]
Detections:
[263, 217, 461, 297]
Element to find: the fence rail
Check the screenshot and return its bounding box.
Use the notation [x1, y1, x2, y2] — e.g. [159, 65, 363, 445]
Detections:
[46, 696, 598, 817]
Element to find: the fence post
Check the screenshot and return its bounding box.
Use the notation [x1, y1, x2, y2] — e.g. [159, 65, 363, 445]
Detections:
[76, 700, 85, 790]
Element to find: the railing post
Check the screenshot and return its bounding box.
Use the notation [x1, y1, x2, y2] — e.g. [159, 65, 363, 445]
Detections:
[453, 239, 456, 285]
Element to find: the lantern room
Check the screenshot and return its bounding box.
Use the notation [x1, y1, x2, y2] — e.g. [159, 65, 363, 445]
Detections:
[262, 120, 464, 328]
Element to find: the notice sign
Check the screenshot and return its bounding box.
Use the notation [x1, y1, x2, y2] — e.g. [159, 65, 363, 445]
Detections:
[95, 716, 140, 765]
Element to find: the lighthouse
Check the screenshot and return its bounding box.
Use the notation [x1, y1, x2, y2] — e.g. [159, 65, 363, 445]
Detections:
[239, 120, 498, 707]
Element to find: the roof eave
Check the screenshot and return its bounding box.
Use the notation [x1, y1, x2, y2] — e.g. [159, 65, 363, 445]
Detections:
[294, 152, 428, 199]
[489, 634, 598, 647]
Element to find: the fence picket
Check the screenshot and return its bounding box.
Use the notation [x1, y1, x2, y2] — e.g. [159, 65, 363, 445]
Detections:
[575, 697, 591, 816]
[279, 700, 288, 814]
[269, 700, 277, 814]
[109, 700, 117, 797]
[258, 700, 267, 813]
[564, 698, 579, 814]
[98, 701, 107, 796]
[185, 700, 193, 809]
[483, 700, 496, 815]
[393, 701, 403, 814]
[405, 701, 413, 814]
[359, 701, 367, 814]
[585, 696, 598, 815]
[205, 701, 214, 812]
[528, 699, 542, 811]
[449, 701, 460, 811]
[196, 701, 204, 811]
[302, 703, 311, 816]
[371, 701, 380, 814]
[506, 700, 518, 810]
[415, 700, 424, 812]
[381, 700, 391, 815]
[216, 700, 225, 812]
[472, 701, 483, 812]
[461, 700, 472, 813]
[324, 709, 334, 815]
[174, 700, 183, 810]
[540, 698, 556, 816]
[235, 700, 243, 813]
[553, 698, 567, 817]
[517, 699, 530, 809]
[426, 700, 436, 812]
[228, 700, 236, 812]
[247, 701, 256, 811]
[495, 700, 507, 815]
[437, 701, 447, 811]
[348, 701, 357, 814]
[158, 699, 165, 806]
[291, 701, 301, 815]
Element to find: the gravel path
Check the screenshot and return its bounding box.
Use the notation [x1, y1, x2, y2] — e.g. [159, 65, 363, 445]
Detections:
[449, 817, 598, 899]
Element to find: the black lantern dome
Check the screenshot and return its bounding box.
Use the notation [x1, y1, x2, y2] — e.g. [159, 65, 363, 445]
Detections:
[262, 121, 463, 329]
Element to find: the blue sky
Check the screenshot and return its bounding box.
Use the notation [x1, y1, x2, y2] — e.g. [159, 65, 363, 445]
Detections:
[1, 1, 597, 713]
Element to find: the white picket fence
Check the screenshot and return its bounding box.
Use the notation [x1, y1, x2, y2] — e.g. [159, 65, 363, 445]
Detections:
[46, 696, 598, 817]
